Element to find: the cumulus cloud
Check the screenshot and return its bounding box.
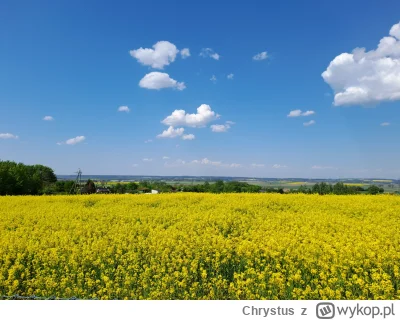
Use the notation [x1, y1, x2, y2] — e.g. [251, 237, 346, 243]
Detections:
[381, 122, 390, 126]
[211, 124, 229, 132]
[162, 104, 220, 128]
[0, 133, 18, 139]
[287, 110, 302, 117]
[391, 23, 400, 39]
[157, 126, 185, 138]
[142, 158, 153, 162]
[144, 139, 153, 143]
[180, 48, 190, 59]
[303, 120, 316, 126]
[63, 136, 86, 145]
[43, 116, 54, 121]
[251, 163, 265, 167]
[129, 41, 179, 69]
[57, 136, 86, 146]
[182, 134, 195, 140]
[139, 72, 186, 90]
[287, 109, 315, 117]
[162, 156, 170, 160]
[301, 110, 315, 116]
[322, 22, 400, 106]
[211, 121, 235, 133]
[227, 73, 234, 80]
[118, 106, 130, 113]
[253, 51, 268, 61]
[272, 164, 287, 169]
[210, 75, 217, 83]
[200, 48, 220, 60]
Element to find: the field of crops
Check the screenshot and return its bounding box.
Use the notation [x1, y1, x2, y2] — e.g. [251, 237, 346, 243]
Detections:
[0, 194, 399, 300]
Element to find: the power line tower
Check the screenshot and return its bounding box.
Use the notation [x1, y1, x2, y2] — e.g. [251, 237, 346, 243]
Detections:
[69, 169, 83, 194]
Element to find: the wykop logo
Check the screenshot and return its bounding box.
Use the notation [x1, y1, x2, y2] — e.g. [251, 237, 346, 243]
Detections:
[316, 302, 335, 319]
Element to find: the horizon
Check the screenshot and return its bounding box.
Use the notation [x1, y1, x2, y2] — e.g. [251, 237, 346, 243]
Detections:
[1, 1, 400, 179]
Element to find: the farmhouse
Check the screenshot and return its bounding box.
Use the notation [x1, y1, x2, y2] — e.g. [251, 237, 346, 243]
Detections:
[96, 187, 111, 194]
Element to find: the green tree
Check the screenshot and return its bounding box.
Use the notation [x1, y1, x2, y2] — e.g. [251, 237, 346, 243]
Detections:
[211, 180, 225, 193]
[367, 185, 384, 195]
[82, 179, 96, 194]
[0, 160, 57, 195]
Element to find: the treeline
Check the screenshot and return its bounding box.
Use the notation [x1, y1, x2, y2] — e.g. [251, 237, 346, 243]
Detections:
[85, 180, 262, 194]
[0, 160, 57, 195]
[0, 160, 391, 196]
[43, 179, 389, 196]
[179, 181, 261, 193]
[291, 182, 385, 195]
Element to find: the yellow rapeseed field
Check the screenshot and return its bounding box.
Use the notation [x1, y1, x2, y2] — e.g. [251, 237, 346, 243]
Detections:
[0, 194, 399, 300]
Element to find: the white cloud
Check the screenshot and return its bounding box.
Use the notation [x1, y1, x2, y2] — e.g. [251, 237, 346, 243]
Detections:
[272, 164, 287, 169]
[43, 116, 54, 121]
[161, 104, 220, 128]
[118, 106, 130, 113]
[192, 158, 222, 166]
[211, 120, 235, 132]
[287, 109, 315, 117]
[129, 41, 179, 69]
[142, 158, 153, 162]
[322, 22, 400, 106]
[182, 134, 195, 140]
[251, 163, 265, 167]
[190, 158, 240, 168]
[65, 136, 85, 145]
[391, 23, 400, 40]
[0, 133, 18, 139]
[157, 126, 185, 139]
[132, 164, 139, 167]
[253, 51, 268, 61]
[162, 156, 170, 160]
[287, 110, 302, 117]
[381, 122, 390, 126]
[144, 139, 153, 143]
[200, 48, 220, 60]
[301, 110, 315, 116]
[227, 73, 234, 80]
[180, 48, 190, 59]
[139, 72, 186, 90]
[210, 75, 217, 83]
[303, 120, 316, 126]
[211, 124, 229, 132]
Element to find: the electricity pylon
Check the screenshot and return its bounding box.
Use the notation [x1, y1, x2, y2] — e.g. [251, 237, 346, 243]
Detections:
[69, 169, 83, 194]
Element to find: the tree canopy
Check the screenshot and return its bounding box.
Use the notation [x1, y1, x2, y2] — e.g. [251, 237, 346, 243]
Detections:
[0, 160, 57, 195]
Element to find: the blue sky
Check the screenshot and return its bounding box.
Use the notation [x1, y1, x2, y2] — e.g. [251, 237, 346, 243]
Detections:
[1, 0, 400, 178]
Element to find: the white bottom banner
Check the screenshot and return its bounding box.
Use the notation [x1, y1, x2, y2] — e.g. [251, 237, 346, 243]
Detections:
[0, 300, 398, 320]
